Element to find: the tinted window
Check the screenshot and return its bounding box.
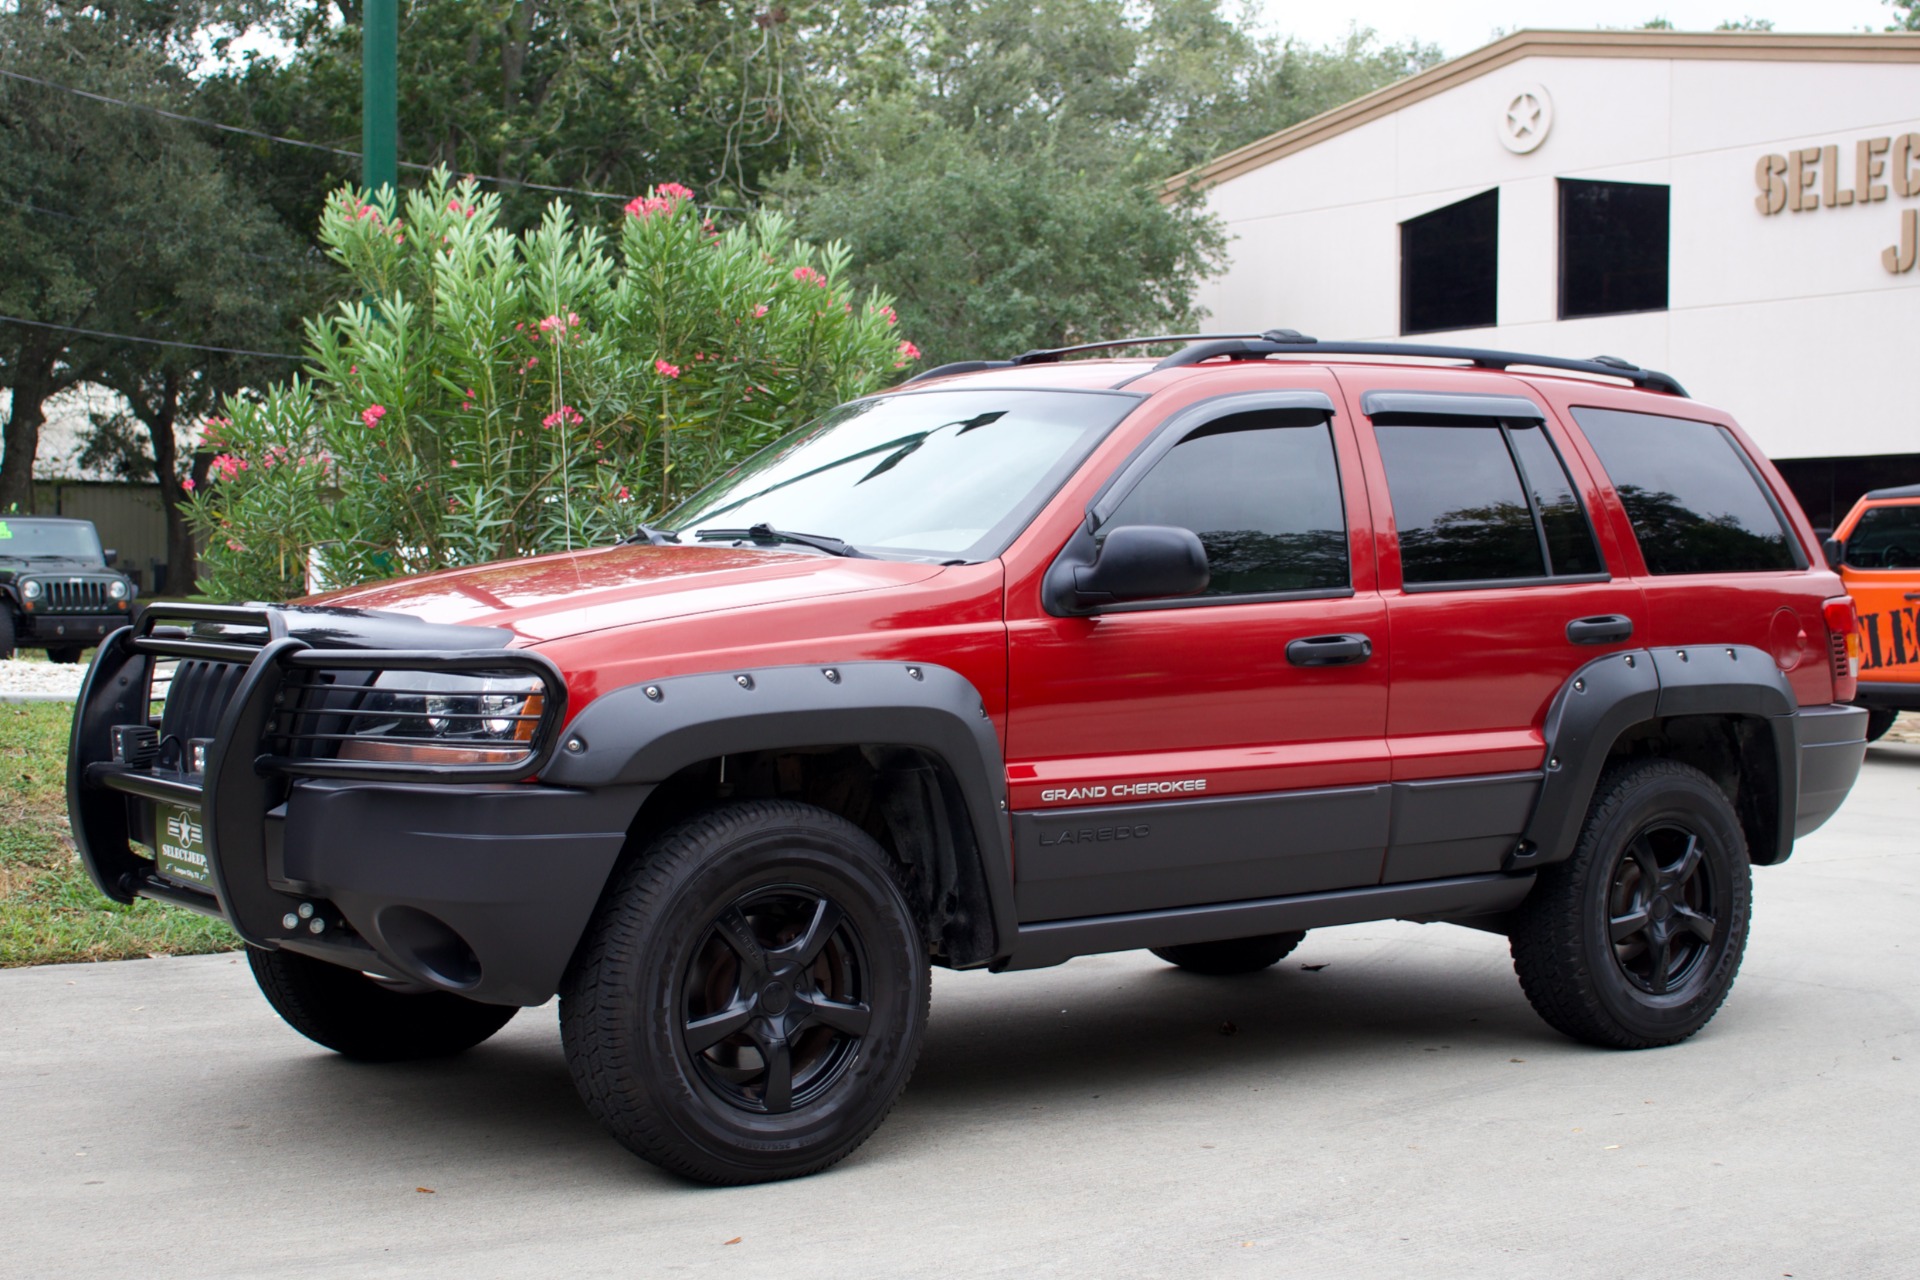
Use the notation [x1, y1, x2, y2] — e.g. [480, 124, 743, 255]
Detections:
[1846, 505, 1920, 569]
[1375, 423, 1542, 583]
[1573, 407, 1798, 575]
[1104, 412, 1347, 597]
[1401, 189, 1498, 335]
[1559, 179, 1670, 319]
[1507, 423, 1603, 575]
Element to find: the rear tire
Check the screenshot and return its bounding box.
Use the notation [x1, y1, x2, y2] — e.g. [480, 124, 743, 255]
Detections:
[1864, 708, 1898, 742]
[560, 800, 929, 1185]
[46, 645, 83, 664]
[246, 946, 518, 1061]
[1151, 931, 1306, 975]
[1509, 759, 1751, 1049]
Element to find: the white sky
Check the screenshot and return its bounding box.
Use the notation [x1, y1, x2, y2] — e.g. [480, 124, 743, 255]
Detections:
[1259, 0, 1901, 57]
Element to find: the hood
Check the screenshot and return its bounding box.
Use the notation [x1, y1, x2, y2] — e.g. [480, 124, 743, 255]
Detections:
[0, 557, 114, 576]
[304, 543, 946, 643]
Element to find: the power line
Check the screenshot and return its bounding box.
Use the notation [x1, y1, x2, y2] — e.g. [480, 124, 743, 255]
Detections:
[0, 314, 304, 361]
[0, 66, 634, 203]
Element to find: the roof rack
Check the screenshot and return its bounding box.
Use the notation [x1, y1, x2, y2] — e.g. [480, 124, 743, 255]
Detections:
[904, 328, 1689, 397]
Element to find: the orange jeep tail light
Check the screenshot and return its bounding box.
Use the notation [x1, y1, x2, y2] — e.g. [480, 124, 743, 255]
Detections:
[1823, 596, 1861, 701]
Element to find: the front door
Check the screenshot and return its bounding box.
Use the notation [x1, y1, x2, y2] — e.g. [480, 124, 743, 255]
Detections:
[1003, 386, 1391, 922]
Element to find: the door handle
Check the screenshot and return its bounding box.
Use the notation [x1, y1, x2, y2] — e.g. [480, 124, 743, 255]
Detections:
[1566, 614, 1633, 645]
[1286, 633, 1373, 666]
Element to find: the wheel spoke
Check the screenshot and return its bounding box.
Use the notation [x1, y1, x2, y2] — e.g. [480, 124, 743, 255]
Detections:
[712, 907, 769, 982]
[772, 897, 844, 969]
[1627, 835, 1662, 884]
[1645, 923, 1673, 994]
[758, 1033, 794, 1113]
[1672, 904, 1716, 943]
[1665, 833, 1704, 889]
[793, 992, 871, 1039]
[1609, 908, 1650, 943]
[684, 1000, 756, 1054]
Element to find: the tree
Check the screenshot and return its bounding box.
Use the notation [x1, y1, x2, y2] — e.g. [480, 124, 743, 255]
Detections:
[1887, 1, 1920, 31]
[0, 1, 309, 593]
[189, 173, 918, 600]
[773, 0, 1438, 364]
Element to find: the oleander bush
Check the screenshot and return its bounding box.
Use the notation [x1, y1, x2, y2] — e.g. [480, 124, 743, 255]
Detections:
[188, 169, 917, 601]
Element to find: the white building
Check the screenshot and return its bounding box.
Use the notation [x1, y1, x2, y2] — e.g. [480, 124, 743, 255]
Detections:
[1180, 29, 1920, 529]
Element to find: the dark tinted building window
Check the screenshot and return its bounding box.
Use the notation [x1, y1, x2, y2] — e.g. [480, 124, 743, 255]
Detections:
[1845, 505, 1920, 569]
[1375, 419, 1603, 586]
[1401, 190, 1498, 335]
[1573, 407, 1799, 574]
[1560, 179, 1669, 318]
[1105, 411, 1347, 597]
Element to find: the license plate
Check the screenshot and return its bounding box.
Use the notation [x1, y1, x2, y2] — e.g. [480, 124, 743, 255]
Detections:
[155, 803, 212, 888]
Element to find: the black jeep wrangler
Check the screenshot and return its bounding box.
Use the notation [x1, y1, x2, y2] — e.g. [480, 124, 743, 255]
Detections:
[0, 516, 137, 662]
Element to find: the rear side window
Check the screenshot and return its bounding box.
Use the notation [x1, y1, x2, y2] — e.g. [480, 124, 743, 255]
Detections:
[1374, 419, 1604, 586]
[1846, 505, 1920, 569]
[1104, 410, 1348, 597]
[1572, 407, 1799, 575]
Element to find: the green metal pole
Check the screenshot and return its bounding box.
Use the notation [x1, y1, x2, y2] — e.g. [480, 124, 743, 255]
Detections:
[362, 0, 398, 197]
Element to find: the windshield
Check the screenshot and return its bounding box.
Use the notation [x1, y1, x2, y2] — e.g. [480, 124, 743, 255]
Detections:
[0, 519, 103, 562]
[664, 388, 1140, 560]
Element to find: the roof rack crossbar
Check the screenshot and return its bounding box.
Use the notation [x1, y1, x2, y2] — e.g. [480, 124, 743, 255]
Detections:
[1150, 336, 1688, 397]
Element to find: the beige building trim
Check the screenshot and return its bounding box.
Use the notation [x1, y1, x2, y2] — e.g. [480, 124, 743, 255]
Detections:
[1166, 29, 1920, 197]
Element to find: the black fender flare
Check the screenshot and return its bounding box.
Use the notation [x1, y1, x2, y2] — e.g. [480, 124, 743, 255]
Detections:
[540, 661, 1015, 962]
[1521, 645, 1798, 868]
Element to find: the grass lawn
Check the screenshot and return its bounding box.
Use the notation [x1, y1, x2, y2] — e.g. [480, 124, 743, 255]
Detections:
[0, 701, 237, 967]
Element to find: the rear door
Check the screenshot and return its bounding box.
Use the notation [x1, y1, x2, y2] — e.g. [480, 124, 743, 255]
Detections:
[1002, 380, 1391, 921]
[1337, 373, 1645, 883]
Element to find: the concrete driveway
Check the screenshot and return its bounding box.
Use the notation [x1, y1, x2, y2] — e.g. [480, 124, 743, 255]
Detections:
[5, 751, 1917, 1279]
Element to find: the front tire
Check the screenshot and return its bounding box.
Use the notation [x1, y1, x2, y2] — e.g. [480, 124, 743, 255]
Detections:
[1151, 931, 1305, 975]
[1864, 708, 1898, 742]
[0, 610, 15, 661]
[46, 644, 84, 664]
[246, 946, 518, 1061]
[1509, 759, 1751, 1049]
[560, 800, 929, 1185]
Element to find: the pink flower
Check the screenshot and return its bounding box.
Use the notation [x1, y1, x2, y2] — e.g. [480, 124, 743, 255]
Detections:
[879, 305, 897, 326]
[616, 486, 631, 501]
[896, 340, 922, 361]
[792, 266, 826, 288]
[181, 478, 195, 492]
[658, 182, 695, 201]
[225, 538, 244, 552]
[450, 459, 461, 468]
[655, 359, 681, 379]
[210, 454, 242, 481]
[361, 404, 387, 428]
[525, 357, 539, 370]
[752, 304, 768, 318]
[541, 405, 585, 430]
[567, 312, 580, 328]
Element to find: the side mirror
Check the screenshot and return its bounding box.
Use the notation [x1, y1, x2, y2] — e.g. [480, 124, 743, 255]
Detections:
[1071, 525, 1209, 608]
[102, 548, 119, 566]
[1822, 537, 1844, 570]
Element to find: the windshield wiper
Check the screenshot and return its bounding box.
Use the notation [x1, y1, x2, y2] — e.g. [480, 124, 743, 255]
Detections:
[693, 523, 870, 558]
[621, 524, 681, 546]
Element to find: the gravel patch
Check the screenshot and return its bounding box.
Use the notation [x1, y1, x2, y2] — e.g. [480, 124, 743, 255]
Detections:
[0, 657, 86, 701]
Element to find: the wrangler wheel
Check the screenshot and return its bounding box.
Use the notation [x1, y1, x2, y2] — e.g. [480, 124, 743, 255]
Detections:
[1510, 759, 1751, 1049]
[560, 800, 928, 1185]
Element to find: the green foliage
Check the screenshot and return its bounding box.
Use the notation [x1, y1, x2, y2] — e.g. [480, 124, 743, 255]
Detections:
[188, 171, 915, 600]
[775, 1, 1440, 364]
[1887, 1, 1920, 32]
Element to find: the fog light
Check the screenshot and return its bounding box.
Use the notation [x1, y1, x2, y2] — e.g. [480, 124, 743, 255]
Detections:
[187, 739, 213, 774]
[111, 725, 160, 771]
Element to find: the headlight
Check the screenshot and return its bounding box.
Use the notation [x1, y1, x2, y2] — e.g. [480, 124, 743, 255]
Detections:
[20, 580, 40, 600]
[108, 580, 128, 600]
[335, 670, 546, 766]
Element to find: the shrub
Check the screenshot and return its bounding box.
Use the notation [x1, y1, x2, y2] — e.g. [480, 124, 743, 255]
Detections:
[188, 170, 916, 601]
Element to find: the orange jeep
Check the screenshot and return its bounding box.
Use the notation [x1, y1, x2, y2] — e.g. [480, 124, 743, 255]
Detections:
[1828, 483, 1920, 740]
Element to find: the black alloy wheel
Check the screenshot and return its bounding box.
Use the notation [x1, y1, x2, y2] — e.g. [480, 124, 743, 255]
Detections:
[1510, 759, 1752, 1049]
[561, 800, 929, 1185]
[681, 886, 873, 1114]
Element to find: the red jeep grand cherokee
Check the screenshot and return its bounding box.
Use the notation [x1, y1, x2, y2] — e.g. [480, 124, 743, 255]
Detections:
[70, 331, 1869, 1184]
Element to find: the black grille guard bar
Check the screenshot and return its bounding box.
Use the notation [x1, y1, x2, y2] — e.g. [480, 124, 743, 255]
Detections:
[68, 616, 567, 952]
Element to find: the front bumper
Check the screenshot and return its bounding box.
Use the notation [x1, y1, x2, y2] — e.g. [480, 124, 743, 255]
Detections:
[21, 610, 126, 645]
[68, 606, 640, 1006]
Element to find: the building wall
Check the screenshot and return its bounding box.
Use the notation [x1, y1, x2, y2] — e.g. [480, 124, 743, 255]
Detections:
[1195, 52, 1920, 465]
[31, 481, 170, 594]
